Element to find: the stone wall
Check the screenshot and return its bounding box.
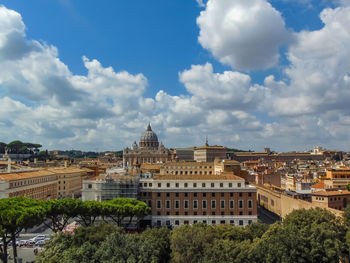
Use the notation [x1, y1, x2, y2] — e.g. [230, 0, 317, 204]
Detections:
[255, 184, 343, 218]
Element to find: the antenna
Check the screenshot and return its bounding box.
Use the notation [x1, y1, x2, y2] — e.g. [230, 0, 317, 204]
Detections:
[205, 135, 208, 146]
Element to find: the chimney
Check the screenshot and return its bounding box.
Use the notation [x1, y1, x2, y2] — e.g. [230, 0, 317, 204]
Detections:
[64, 160, 68, 168]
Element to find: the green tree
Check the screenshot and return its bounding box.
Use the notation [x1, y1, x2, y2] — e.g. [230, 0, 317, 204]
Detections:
[43, 198, 82, 233]
[138, 227, 171, 263]
[0, 142, 6, 154]
[76, 201, 103, 227]
[170, 223, 218, 263]
[0, 197, 46, 263]
[254, 208, 347, 263]
[102, 198, 150, 227]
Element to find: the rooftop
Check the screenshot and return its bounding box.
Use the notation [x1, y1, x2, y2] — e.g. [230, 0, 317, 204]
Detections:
[312, 190, 350, 196]
[153, 173, 244, 181]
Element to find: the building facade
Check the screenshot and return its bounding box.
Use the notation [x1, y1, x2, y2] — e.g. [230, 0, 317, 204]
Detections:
[123, 124, 171, 168]
[0, 170, 58, 200]
[138, 173, 257, 227]
[194, 144, 227, 162]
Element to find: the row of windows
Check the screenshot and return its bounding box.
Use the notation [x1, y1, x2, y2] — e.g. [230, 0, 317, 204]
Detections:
[156, 211, 253, 216]
[156, 199, 253, 209]
[157, 219, 252, 226]
[11, 176, 55, 188]
[152, 192, 252, 198]
[166, 171, 213, 175]
[141, 182, 242, 188]
[163, 165, 212, 169]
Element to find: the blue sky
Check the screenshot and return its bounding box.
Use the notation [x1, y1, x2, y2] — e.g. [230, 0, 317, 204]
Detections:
[1, 0, 350, 151]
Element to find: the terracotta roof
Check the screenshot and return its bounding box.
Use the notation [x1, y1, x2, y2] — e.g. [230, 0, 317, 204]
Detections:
[153, 173, 244, 180]
[312, 181, 325, 189]
[0, 168, 87, 181]
[312, 190, 350, 196]
[0, 170, 56, 180]
[195, 145, 226, 150]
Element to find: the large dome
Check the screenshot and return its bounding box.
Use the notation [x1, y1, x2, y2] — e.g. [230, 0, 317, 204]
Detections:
[139, 123, 159, 149]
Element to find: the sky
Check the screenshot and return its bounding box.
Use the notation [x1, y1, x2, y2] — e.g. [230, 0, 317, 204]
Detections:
[0, 0, 350, 152]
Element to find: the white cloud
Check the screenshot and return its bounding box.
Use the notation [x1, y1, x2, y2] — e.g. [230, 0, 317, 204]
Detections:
[2, 3, 350, 152]
[197, 0, 293, 71]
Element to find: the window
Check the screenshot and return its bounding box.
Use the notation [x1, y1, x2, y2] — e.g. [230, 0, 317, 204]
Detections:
[239, 211, 243, 215]
[144, 183, 147, 187]
[212, 211, 216, 215]
[166, 192, 170, 197]
[184, 183, 188, 187]
[157, 220, 161, 226]
[220, 200, 225, 209]
[239, 192, 243, 197]
[221, 193, 225, 197]
[238, 183, 241, 187]
[149, 183, 152, 187]
[175, 220, 179, 225]
[193, 220, 198, 224]
[167, 183, 170, 188]
[202, 183, 206, 187]
[157, 200, 161, 209]
[203, 211, 207, 215]
[184, 193, 188, 197]
[157, 193, 161, 197]
[230, 200, 234, 209]
[176, 183, 179, 187]
[176, 211, 179, 215]
[88, 184, 92, 189]
[194, 193, 197, 197]
[239, 220, 243, 226]
[166, 200, 170, 209]
[248, 220, 252, 225]
[211, 200, 216, 209]
[230, 192, 233, 197]
[185, 211, 188, 215]
[203, 220, 207, 224]
[211, 183, 215, 187]
[248, 192, 252, 197]
[175, 200, 180, 209]
[220, 183, 223, 187]
[220, 220, 225, 225]
[202, 200, 207, 209]
[157, 211, 161, 216]
[184, 200, 189, 209]
[229, 183, 232, 187]
[230, 220, 234, 225]
[239, 200, 243, 209]
[193, 200, 198, 209]
[203, 193, 206, 197]
[175, 193, 179, 197]
[249, 211, 252, 215]
[211, 220, 216, 225]
[193, 183, 197, 188]
[212, 193, 215, 197]
[248, 200, 253, 209]
[158, 183, 161, 187]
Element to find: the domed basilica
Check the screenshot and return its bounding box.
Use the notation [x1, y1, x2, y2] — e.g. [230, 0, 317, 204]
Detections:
[123, 124, 171, 168]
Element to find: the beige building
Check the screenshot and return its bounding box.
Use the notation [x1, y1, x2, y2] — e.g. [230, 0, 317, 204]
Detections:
[194, 144, 226, 162]
[123, 124, 172, 168]
[0, 170, 58, 200]
[312, 190, 350, 210]
[0, 167, 92, 200]
[160, 161, 214, 176]
[48, 168, 91, 198]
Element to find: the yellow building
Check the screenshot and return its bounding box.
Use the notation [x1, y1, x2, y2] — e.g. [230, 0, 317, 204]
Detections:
[194, 144, 226, 162]
[325, 168, 350, 189]
[0, 170, 58, 200]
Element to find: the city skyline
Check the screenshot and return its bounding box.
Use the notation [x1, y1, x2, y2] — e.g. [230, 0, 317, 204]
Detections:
[0, 0, 350, 152]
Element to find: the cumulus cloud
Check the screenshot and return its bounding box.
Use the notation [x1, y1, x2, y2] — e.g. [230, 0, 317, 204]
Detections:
[197, 0, 293, 71]
[2, 3, 350, 152]
[269, 5, 350, 116]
